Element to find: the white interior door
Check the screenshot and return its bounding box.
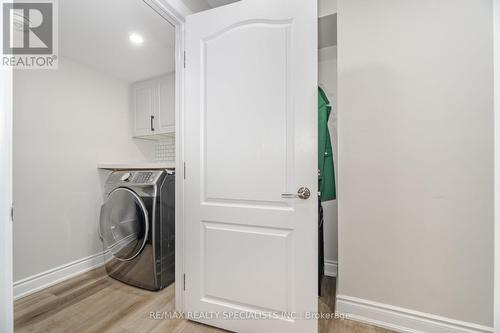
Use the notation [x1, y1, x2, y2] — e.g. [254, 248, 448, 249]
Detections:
[184, 1, 318, 332]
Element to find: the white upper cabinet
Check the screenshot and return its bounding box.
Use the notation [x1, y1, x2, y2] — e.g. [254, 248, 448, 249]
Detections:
[132, 80, 156, 137]
[131, 73, 175, 139]
[157, 74, 175, 133]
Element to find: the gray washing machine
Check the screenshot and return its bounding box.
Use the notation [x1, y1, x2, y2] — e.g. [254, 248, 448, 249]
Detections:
[99, 170, 175, 291]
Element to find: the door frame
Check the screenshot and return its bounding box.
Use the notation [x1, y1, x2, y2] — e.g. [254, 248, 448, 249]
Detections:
[0, 2, 189, 326]
[143, 0, 188, 311]
[0, 0, 13, 328]
[0, 2, 190, 326]
[0, 52, 13, 333]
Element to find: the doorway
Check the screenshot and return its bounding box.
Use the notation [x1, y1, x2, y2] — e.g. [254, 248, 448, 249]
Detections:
[12, 0, 183, 331]
[317, 2, 339, 331]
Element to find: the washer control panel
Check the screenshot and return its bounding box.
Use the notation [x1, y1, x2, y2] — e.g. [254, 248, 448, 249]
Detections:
[132, 171, 154, 183]
[106, 170, 166, 185]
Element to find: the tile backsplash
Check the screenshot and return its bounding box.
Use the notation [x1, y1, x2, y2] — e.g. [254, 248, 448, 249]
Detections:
[155, 141, 175, 162]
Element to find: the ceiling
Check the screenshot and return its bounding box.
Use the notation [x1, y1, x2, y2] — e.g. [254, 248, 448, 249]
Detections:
[59, 0, 175, 83]
[58, 0, 241, 83]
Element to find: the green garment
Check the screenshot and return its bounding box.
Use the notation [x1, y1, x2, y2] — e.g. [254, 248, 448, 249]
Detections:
[318, 87, 336, 201]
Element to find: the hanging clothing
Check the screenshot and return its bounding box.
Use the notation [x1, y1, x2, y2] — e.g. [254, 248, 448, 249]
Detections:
[318, 87, 336, 202]
[318, 199, 324, 296]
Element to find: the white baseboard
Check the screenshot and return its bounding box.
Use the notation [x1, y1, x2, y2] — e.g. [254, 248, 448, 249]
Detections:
[336, 295, 493, 333]
[13, 251, 111, 300]
[324, 260, 337, 277]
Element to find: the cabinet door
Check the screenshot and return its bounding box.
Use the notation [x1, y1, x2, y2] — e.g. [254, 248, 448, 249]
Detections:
[156, 73, 175, 134]
[132, 80, 156, 137]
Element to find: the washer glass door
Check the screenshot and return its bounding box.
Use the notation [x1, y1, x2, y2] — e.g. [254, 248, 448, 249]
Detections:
[100, 188, 149, 261]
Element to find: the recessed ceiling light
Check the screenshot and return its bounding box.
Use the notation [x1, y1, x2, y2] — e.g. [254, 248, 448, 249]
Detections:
[129, 33, 144, 45]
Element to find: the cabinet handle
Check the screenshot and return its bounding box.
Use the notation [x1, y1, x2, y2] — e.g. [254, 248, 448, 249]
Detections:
[151, 115, 155, 131]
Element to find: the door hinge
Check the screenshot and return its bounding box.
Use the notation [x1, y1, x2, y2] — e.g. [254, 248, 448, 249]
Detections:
[183, 51, 186, 68]
[183, 162, 186, 180]
[10, 206, 13, 222]
[183, 273, 186, 291]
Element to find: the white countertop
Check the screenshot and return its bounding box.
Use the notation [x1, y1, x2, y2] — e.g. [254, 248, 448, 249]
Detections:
[97, 162, 175, 170]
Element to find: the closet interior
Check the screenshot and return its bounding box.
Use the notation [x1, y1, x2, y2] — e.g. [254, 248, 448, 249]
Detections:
[317, 5, 338, 304]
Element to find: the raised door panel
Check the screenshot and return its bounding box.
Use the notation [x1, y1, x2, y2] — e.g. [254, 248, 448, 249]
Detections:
[202, 221, 292, 312]
[203, 22, 292, 206]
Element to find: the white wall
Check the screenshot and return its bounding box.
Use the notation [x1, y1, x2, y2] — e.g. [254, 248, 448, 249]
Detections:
[319, 45, 338, 268]
[337, 0, 494, 327]
[13, 57, 155, 281]
[495, 0, 500, 330]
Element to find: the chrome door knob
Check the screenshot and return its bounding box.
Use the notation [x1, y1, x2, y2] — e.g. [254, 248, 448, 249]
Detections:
[297, 187, 311, 199]
[281, 187, 311, 200]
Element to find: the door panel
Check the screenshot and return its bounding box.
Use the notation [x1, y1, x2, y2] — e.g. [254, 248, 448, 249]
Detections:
[185, 1, 317, 332]
[202, 221, 291, 312]
[203, 20, 292, 205]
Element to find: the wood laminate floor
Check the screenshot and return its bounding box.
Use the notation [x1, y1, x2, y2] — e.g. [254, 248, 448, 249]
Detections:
[15, 267, 394, 333]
